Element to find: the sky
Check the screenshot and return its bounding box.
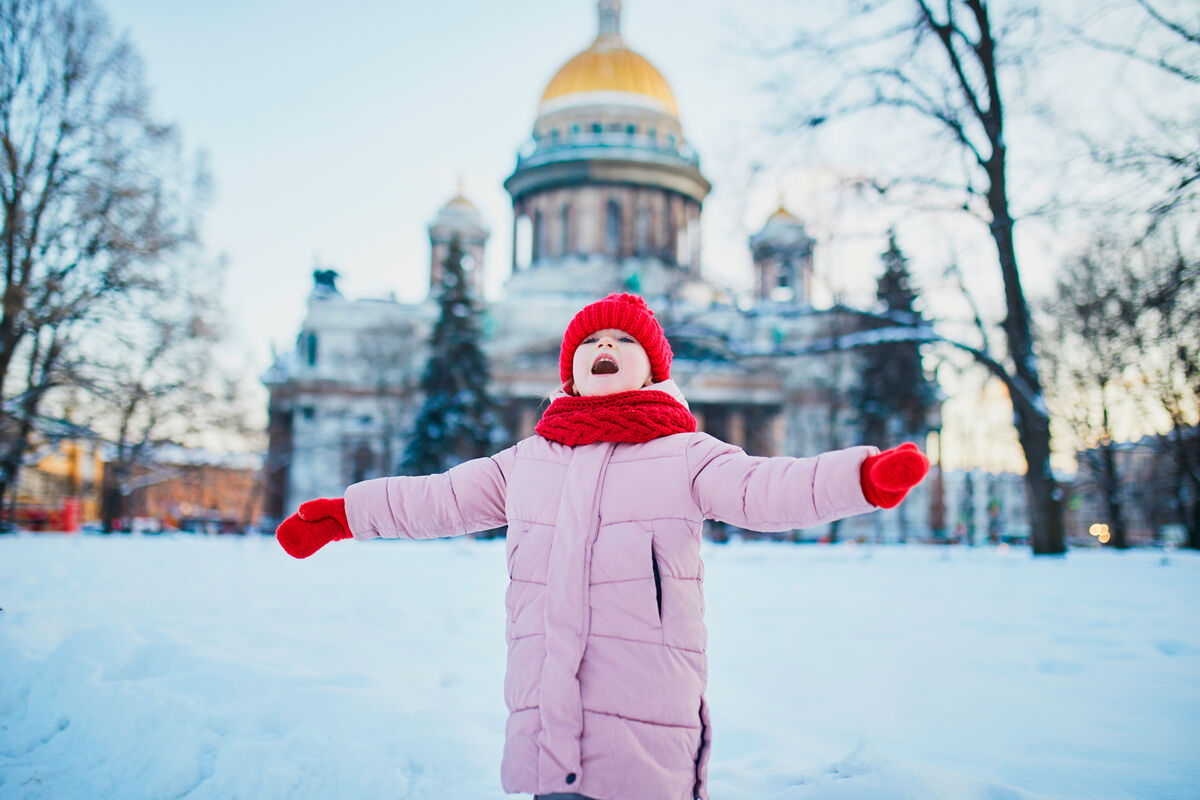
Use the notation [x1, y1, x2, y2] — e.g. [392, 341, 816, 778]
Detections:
[101, 0, 794, 367]
[96, 0, 1186, 469]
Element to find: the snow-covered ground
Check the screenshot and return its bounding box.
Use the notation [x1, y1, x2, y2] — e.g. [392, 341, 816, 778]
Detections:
[1, 534, 1197, 800]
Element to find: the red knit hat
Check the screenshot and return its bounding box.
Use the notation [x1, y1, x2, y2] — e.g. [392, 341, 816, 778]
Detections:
[560, 293, 673, 385]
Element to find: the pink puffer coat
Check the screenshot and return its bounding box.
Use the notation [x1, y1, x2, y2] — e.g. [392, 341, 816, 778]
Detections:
[344, 381, 878, 800]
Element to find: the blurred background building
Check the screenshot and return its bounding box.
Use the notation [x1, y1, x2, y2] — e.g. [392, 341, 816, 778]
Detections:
[8, 420, 263, 533]
[7, 415, 102, 531]
[261, 0, 940, 543]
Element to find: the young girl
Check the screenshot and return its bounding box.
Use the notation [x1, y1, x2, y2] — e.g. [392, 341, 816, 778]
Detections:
[277, 292, 929, 800]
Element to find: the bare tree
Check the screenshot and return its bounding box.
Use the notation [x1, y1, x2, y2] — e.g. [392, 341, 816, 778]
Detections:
[1070, 0, 1200, 232]
[79, 252, 227, 531]
[1127, 234, 1200, 547]
[0, 0, 201, 508]
[778, 1, 1065, 553]
[1042, 241, 1141, 549]
[1038, 225, 1197, 548]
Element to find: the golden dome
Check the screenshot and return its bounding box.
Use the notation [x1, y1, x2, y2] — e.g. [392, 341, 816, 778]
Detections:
[441, 178, 478, 212]
[540, 42, 678, 117]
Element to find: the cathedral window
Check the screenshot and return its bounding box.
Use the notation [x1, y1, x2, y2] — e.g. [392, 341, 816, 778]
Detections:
[661, 192, 672, 255]
[571, 124, 581, 136]
[532, 210, 544, 262]
[549, 128, 559, 142]
[778, 265, 791, 288]
[591, 123, 603, 134]
[626, 124, 636, 136]
[606, 200, 622, 257]
[560, 205, 570, 255]
[352, 444, 374, 484]
[635, 196, 651, 255]
[514, 215, 532, 270]
[304, 332, 318, 366]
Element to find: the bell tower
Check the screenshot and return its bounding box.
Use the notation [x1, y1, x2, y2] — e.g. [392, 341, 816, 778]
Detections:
[428, 186, 489, 298]
[749, 204, 815, 305]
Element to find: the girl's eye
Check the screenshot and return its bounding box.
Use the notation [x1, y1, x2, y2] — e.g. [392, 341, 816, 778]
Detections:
[583, 337, 597, 343]
[620, 336, 635, 343]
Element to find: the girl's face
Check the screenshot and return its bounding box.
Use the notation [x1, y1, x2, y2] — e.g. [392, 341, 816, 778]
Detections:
[571, 328, 653, 397]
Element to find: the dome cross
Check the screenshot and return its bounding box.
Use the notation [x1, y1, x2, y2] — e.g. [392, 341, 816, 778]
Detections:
[597, 0, 622, 43]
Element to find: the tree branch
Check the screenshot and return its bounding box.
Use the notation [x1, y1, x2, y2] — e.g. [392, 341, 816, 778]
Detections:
[916, 0, 988, 123]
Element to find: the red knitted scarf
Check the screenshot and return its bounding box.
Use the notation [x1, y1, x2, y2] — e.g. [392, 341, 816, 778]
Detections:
[535, 390, 697, 446]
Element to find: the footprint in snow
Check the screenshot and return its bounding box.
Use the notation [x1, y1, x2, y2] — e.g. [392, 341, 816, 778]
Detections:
[1156, 640, 1198, 656]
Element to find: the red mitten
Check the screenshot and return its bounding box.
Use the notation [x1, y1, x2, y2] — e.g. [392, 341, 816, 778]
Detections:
[860, 442, 930, 509]
[275, 497, 351, 559]
[296, 497, 350, 527]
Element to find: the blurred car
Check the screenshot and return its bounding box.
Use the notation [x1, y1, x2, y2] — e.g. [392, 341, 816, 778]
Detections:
[178, 516, 244, 535]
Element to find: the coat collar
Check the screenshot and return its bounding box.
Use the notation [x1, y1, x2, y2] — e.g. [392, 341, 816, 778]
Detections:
[550, 379, 690, 410]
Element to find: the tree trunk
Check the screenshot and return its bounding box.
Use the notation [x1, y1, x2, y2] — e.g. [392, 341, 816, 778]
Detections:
[0, 391, 43, 515]
[1012, 408, 1066, 554]
[1174, 430, 1200, 550]
[987, 162, 1066, 554]
[101, 463, 129, 533]
[962, 469, 976, 545]
[930, 454, 947, 538]
[1190, 491, 1200, 551]
[1101, 443, 1128, 549]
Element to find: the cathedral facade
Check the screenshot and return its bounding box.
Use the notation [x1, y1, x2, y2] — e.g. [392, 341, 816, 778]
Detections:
[263, 1, 936, 542]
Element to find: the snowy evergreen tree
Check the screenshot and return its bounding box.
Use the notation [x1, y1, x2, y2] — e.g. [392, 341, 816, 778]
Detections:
[851, 232, 939, 448]
[401, 238, 503, 476]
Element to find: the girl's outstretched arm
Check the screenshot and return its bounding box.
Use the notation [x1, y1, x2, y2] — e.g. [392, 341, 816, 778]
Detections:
[687, 436, 929, 532]
[687, 434, 880, 531]
[274, 446, 518, 558]
[343, 446, 517, 540]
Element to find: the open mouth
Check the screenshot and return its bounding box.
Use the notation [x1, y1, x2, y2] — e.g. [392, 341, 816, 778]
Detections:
[591, 354, 619, 375]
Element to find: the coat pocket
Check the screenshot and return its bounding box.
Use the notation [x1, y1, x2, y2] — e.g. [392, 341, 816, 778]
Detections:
[693, 695, 711, 799]
[650, 547, 663, 621]
[588, 521, 662, 641]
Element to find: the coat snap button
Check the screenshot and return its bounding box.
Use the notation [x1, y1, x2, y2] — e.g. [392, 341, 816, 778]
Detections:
[566, 772, 577, 785]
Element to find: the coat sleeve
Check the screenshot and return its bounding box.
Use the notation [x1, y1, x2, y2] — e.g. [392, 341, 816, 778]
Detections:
[686, 433, 879, 532]
[343, 445, 516, 540]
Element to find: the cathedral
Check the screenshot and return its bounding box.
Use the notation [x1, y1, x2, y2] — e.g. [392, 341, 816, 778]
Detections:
[263, 0, 935, 541]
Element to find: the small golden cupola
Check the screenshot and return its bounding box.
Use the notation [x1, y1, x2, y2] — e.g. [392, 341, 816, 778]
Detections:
[428, 182, 489, 299]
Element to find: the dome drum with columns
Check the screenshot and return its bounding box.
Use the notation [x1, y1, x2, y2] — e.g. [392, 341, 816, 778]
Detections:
[503, 0, 709, 299]
[262, 0, 938, 545]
